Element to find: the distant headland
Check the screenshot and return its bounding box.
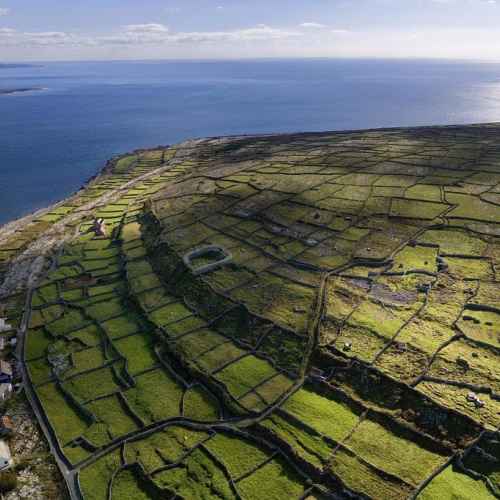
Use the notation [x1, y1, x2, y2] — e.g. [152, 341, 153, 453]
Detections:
[0, 63, 41, 69]
[0, 87, 45, 95]
[0, 64, 44, 95]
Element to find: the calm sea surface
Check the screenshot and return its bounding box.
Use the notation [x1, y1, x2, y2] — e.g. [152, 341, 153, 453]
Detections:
[1, 58, 500, 225]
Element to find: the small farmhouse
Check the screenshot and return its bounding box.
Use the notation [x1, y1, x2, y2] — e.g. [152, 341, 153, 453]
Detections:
[0, 440, 13, 470]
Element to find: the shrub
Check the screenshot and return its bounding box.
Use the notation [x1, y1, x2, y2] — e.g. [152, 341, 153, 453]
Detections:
[0, 471, 17, 493]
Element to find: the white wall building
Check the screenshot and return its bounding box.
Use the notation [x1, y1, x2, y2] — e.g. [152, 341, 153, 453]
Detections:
[0, 319, 12, 333]
[0, 383, 12, 403]
[0, 440, 13, 470]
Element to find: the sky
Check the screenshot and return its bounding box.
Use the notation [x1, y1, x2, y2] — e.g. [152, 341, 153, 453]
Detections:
[1, 0, 500, 61]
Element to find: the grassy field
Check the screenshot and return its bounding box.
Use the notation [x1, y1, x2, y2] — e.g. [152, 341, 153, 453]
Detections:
[281, 388, 361, 443]
[12, 127, 500, 499]
[419, 465, 494, 500]
[123, 369, 184, 423]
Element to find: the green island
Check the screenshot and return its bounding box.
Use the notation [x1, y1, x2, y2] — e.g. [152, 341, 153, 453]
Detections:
[1, 124, 500, 499]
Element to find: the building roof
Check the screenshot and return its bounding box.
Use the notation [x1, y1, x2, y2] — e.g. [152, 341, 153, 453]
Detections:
[0, 383, 12, 394]
[0, 319, 12, 332]
[0, 361, 12, 376]
[1, 416, 13, 429]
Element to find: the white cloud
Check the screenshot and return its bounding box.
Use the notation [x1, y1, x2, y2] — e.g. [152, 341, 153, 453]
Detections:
[123, 23, 169, 33]
[182, 26, 296, 43]
[300, 22, 327, 29]
[98, 24, 298, 45]
[0, 23, 300, 49]
[5, 19, 499, 62]
[0, 7, 9, 16]
[24, 31, 69, 38]
[0, 28, 95, 47]
[22, 32, 82, 46]
[97, 23, 171, 45]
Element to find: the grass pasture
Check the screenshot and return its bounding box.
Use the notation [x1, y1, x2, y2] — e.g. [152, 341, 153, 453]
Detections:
[281, 388, 361, 444]
[17, 130, 500, 499]
[237, 455, 306, 500]
[419, 465, 494, 500]
[124, 369, 184, 423]
[183, 386, 220, 421]
[214, 354, 277, 400]
[63, 365, 122, 402]
[342, 417, 448, 486]
[86, 394, 138, 438]
[115, 333, 157, 373]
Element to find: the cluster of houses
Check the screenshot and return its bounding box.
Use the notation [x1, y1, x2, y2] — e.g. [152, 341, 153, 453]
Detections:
[0, 315, 18, 472]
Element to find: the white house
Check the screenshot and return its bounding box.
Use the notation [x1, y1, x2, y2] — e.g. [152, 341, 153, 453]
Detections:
[0, 440, 13, 470]
[0, 319, 12, 333]
[0, 383, 12, 403]
[0, 361, 12, 384]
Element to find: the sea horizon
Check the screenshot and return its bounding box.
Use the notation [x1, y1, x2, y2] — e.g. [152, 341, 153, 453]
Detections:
[4, 55, 500, 64]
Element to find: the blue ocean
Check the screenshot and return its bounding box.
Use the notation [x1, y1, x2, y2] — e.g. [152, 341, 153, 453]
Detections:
[1, 58, 500, 225]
